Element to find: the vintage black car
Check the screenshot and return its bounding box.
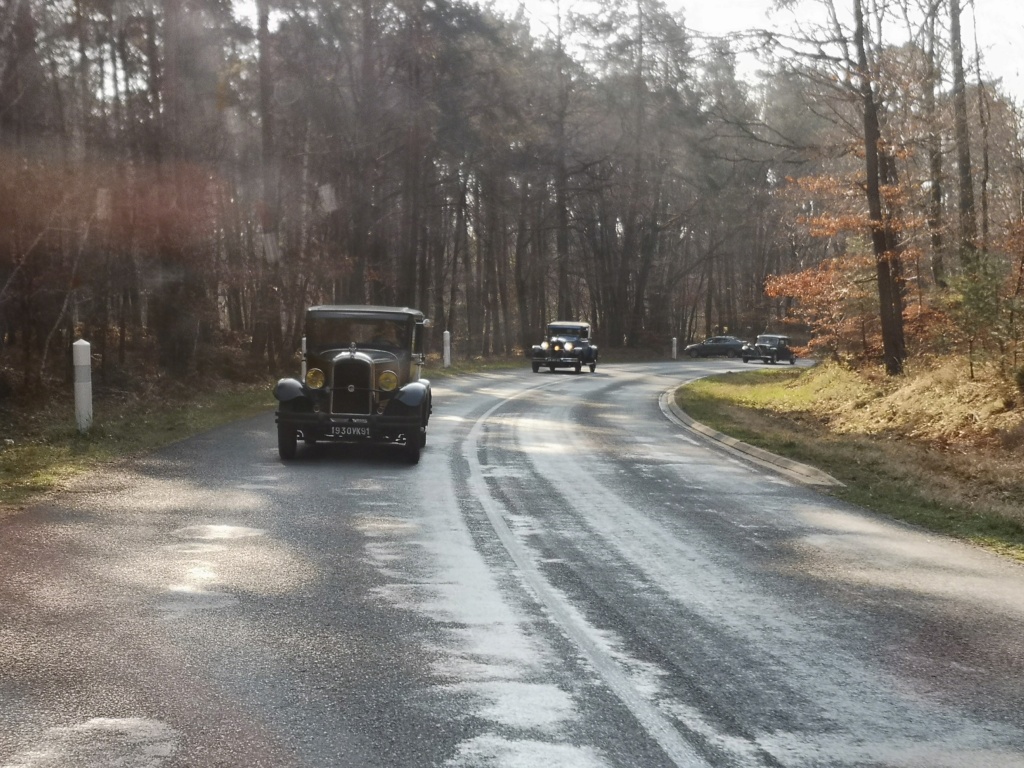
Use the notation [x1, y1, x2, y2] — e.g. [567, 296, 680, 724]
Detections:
[683, 335, 747, 358]
[274, 305, 432, 463]
[531, 321, 598, 373]
[742, 334, 797, 365]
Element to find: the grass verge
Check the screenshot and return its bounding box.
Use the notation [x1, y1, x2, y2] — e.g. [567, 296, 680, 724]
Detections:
[676, 367, 1024, 563]
[0, 381, 276, 511]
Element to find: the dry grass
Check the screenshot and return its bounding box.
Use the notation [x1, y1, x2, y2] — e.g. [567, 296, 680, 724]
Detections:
[677, 360, 1024, 561]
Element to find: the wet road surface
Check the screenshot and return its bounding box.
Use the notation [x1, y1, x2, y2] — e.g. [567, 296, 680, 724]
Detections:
[2, 362, 1023, 767]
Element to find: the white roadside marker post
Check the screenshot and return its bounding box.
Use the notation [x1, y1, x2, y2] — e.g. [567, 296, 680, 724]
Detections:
[443, 331, 451, 368]
[73, 339, 93, 433]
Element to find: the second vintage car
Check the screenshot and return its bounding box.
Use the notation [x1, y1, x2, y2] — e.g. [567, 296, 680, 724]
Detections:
[742, 334, 797, 365]
[531, 321, 598, 373]
[273, 305, 432, 463]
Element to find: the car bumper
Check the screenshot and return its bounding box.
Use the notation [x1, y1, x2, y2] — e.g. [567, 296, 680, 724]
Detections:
[536, 355, 583, 366]
[276, 411, 420, 444]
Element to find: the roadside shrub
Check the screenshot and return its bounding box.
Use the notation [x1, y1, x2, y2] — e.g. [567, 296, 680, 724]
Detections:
[999, 421, 1024, 450]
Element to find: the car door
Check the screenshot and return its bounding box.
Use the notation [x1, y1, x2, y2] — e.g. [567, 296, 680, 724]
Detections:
[707, 337, 726, 355]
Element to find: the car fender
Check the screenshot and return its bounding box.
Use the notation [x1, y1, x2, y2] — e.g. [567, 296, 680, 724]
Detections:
[274, 378, 306, 403]
[393, 381, 430, 408]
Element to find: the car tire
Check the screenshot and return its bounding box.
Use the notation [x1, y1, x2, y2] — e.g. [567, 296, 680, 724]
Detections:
[727, 349, 737, 358]
[770, 353, 777, 364]
[589, 363, 596, 373]
[532, 362, 540, 373]
[789, 357, 796, 365]
[548, 365, 556, 372]
[418, 402, 429, 448]
[742, 356, 749, 363]
[574, 361, 582, 374]
[688, 349, 699, 358]
[278, 424, 297, 461]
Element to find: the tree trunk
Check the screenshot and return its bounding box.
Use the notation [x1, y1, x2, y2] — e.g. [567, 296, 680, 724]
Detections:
[950, 0, 977, 267]
[924, 6, 946, 287]
[854, 0, 905, 375]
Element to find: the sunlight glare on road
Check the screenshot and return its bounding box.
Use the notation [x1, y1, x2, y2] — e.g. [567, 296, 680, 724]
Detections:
[171, 524, 266, 540]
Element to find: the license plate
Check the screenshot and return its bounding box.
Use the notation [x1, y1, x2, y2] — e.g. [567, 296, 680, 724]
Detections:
[329, 425, 369, 437]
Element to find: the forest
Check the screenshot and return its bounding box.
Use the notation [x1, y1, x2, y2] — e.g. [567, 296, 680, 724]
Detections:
[0, 0, 1022, 393]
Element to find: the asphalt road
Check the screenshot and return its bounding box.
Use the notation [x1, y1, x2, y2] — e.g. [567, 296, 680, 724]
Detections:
[2, 361, 1023, 768]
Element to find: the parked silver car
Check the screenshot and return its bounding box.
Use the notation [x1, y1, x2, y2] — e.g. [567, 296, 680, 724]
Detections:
[683, 335, 747, 358]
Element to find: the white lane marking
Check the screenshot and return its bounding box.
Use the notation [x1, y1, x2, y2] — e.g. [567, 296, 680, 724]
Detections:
[464, 394, 711, 768]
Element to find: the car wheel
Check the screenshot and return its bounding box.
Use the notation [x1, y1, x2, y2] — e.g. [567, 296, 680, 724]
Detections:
[417, 403, 429, 448]
[589, 363, 596, 373]
[277, 424, 297, 460]
[574, 361, 582, 374]
[727, 349, 737, 358]
[789, 356, 796, 365]
[742, 356, 749, 363]
[688, 349, 699, 358]
[532, 362, 540, 373]
[548, 365, 556, 372]
[770, 353, 777, 364]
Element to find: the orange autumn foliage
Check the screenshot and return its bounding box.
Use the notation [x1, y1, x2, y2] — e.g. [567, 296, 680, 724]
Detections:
[765, 255, 881, 359]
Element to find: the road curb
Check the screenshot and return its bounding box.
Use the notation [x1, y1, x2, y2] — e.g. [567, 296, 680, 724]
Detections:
[659, 389, 844, 488]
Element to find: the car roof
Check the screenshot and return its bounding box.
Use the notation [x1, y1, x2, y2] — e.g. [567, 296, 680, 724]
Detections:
[306, 305, 426, 321]
[548, 321, 590, 329]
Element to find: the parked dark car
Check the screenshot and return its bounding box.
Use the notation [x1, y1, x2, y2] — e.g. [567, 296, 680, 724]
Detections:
[742, 334, 797, 365]
[273, 305, 432, 463]
[683, 335, 747, 358]
[531, 321, 598, 373]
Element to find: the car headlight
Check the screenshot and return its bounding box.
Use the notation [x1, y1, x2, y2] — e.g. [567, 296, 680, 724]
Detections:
[564, 342, 574, 352]
[305, 368, 325, 389]
[378, 370, 399, 392]
[541, 341, 549, 350]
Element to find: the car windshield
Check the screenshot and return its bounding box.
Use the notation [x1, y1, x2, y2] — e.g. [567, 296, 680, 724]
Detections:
[306, 317, 408, 351]
[548, 326, 586, 339]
